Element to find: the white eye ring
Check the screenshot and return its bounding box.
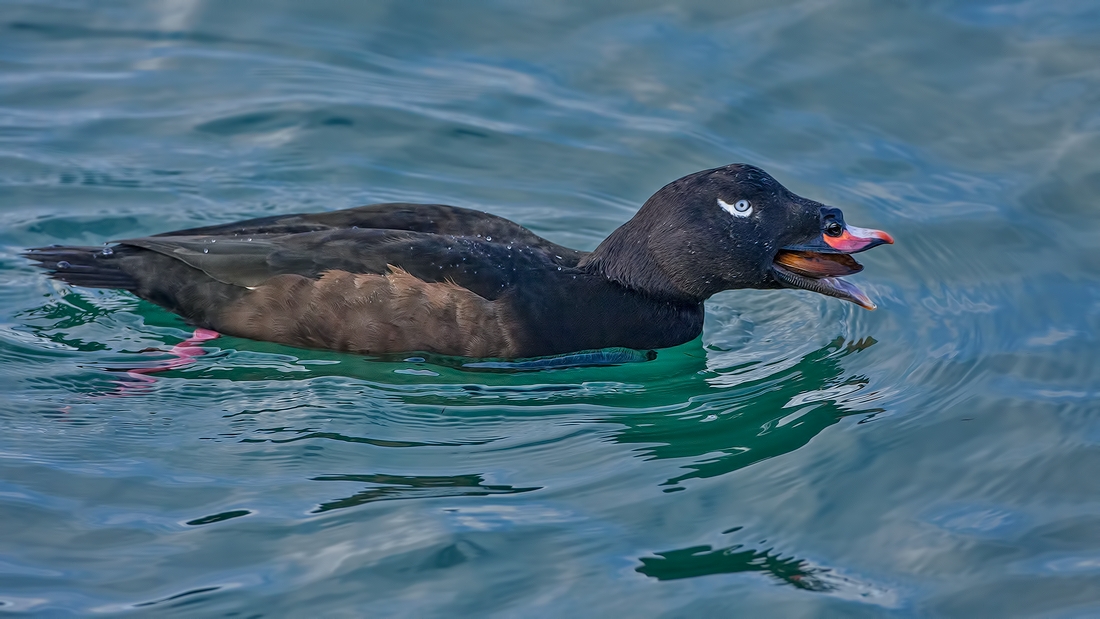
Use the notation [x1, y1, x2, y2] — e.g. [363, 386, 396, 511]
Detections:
[718, 198, 753, 218]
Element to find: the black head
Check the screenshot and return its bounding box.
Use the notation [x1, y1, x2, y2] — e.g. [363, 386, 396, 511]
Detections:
[581, 164, 893, 307]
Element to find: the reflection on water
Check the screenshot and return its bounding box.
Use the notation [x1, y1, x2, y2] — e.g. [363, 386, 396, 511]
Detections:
[186, 509, 251, 526]
[612, 337, 881, 488]
[638, 534, 900, 608]
[638, 536, 827, 589]
[311, 473, 539, 513]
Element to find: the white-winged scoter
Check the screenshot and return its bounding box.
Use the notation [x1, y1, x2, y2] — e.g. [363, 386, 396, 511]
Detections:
[26, 164, 893, 358]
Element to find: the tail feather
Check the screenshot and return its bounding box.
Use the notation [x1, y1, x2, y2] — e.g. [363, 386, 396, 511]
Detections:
[23, 245, 139, 290]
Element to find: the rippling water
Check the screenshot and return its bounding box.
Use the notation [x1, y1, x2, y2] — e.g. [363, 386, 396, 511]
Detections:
[2, 1, 1099, 616]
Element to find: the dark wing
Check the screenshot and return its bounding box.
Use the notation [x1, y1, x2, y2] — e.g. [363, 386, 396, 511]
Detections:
[155, 202, 582, 264]
[118, 227, 573, 300]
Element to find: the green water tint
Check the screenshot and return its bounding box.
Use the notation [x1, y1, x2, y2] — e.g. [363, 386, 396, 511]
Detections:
[25, 294, 880, 497]
[459, 348, 658, 370]
[34, 298, 877, 599]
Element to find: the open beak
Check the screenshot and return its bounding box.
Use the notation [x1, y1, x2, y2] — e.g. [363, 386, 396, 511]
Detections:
[772, 225, 893, 310]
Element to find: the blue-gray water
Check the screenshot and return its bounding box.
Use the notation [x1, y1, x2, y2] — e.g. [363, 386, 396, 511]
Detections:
[2, 1, 1099, 616]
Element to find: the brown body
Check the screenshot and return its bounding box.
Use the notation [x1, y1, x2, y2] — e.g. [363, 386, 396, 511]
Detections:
[28, 203, 704, 358]
[222, 268, 519, 357]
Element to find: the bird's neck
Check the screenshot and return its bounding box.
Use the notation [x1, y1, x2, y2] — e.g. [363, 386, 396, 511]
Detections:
[579, 216, 704, 303]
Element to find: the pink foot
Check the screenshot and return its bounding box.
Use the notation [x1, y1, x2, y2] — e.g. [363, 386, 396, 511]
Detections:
[125, 328, 220, 375]
[100, 329, 220, 396]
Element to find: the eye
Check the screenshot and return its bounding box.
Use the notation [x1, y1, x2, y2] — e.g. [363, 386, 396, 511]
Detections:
[718, 198, 753, 218]
[825, 221, 844, 237]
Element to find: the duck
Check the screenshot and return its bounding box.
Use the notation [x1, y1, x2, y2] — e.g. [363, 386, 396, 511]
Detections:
[25, 164, 893, 359]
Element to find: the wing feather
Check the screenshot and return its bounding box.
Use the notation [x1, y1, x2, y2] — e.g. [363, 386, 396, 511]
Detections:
[118, 227, 575, 299]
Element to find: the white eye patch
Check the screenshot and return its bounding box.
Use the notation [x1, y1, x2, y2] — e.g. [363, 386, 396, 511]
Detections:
[718, 198, 753, 218]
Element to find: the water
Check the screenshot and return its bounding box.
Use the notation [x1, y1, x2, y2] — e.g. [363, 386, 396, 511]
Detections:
[2, 1, 1099, 616]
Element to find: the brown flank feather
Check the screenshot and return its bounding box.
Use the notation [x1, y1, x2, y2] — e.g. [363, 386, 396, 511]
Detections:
[217, 267, 518, 357]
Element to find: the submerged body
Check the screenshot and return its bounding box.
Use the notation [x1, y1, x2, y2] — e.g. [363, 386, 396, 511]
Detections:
[26, 164, 892, 358]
